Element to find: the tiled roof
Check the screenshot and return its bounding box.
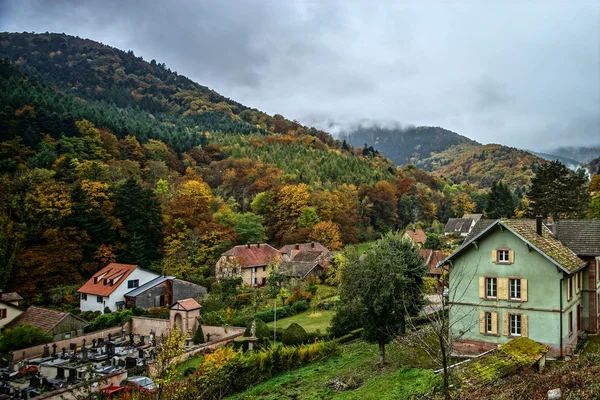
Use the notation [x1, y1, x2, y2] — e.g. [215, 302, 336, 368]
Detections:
[420, 249, 446, 275]
[463, 213, 483, 222]
[222, 244, 283, 267]
[502, 219, 586, 272]
[0, 292, 23, 302]
[280, 242, 329, 257]
[6, 306, 87, 332]
[464, 219, 496, 242]
[291, 250, 325, 263]
[405, 229, 427, 245]
[173, 298, 201, 311]
[551, 219, 600, 256]
[78, 263, 138, 296]
[444, 218, 474, 235]
[278, 261, 321, 278]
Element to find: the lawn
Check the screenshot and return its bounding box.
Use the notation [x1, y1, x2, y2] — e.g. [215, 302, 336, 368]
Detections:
[354, 242, 375, 254]
[583, 333, 600, 355]
[226, 341, 438, 400]
[267, 309, 335, 333]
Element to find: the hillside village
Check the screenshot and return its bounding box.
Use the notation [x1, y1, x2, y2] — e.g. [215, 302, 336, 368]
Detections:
[0, 30, 598, 400]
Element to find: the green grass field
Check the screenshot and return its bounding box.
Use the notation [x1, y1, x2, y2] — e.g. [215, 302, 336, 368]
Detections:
[354, 242, 375, 254]
[226, 341, 438, 400]
[267, 309, 335, 333]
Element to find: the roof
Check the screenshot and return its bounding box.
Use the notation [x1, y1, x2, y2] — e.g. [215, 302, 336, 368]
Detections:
[444, 218, 474, 235]
[463, 213, 483, 222]
[464, 219, 496, 242]
[291, 250, 325, 263]
[0, 292, 23, 302]
[78, 263, 139, 296]
[125, 275, 175, 297]
[419, 249, 445, 275]
[5, 306, 88, 332]
[171, 298, 201, 311]
[280, 242, 329, 255]
[440, 219, 587, 274]
[405, 229, 427, 245]
[222, 244, 282, 267]
[278, 261, 322, 278]
[551, 219, 600, 256]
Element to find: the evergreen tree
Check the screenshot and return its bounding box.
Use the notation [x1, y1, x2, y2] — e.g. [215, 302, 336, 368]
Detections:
[192, 325, 205, 345]
[484, 181, 515, 219]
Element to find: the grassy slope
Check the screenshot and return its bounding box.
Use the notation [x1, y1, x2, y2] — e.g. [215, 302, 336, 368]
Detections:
[226, 341, 438, 400]
[267, 310, 335, 333]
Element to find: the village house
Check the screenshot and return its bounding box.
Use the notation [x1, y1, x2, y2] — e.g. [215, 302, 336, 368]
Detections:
[78, 263, 159, 313]
[441, 217, 600, 357]
[124, 275, 207, 309]
[279, 242, 329, 261]
[215, 244, 283, 286]
[444, 213, 483, 237]
[5, 306, 88, 340]
[0, 292, 24, 330]
[403, 229, 427, 247]
[420, 249, 445, 284]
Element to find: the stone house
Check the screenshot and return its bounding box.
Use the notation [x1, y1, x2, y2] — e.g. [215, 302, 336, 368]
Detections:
[124, 275, 207, 309]
[5, 306, 88, 341]
[215, 244, 283, 286]
[280, 242, 329, 261]
[440, 218, 599, 357]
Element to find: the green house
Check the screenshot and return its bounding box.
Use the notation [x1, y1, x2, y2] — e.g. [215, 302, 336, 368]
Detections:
[441, 218, 600, 358]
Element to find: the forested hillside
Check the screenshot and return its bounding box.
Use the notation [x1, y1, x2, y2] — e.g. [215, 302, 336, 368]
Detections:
[0, 33, 489, 303]
[340, 125, 480, 166]
[416, 144, 545, 192]
[586, 157, 600, 175]
[548, 146, 600, 164]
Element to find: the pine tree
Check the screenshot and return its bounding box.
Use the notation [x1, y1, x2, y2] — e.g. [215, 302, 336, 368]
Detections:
[484, 181, 515, 219]
[192, 325, 205, 345]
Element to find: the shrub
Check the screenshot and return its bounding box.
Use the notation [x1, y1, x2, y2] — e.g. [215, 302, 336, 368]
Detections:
[183, 367, 196, 377]
[255, 306, 292, 323]
[146, 307, 169, 319]
[244, 318, 271, 346]
[0, 325, 53, 353]
[200, 298, 228, 314]
[290, 301, 309, 313]
[288, 288, 312, 304]
[283, 323, 308, 346]
[308, 284, 318, 295]
[85, 310, 133, 332]
[193, 326, 205, 345]
[423, 276, 439, 295]
[103, 306, 112, 314]
[131, 306, 146, 316]
[233, 292, 253, 307]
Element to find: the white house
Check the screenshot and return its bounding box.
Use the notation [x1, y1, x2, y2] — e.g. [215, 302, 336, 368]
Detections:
[77, 263, 158, 313]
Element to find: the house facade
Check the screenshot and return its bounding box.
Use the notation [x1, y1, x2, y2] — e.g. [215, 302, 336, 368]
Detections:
[215, 244, 283, 286]
[124, 276, 207, 309]
[78, 263, 159, 312]
[0, 300, 23, 330]
[442, 218, 597, 357]
[403, 229, 427, 247]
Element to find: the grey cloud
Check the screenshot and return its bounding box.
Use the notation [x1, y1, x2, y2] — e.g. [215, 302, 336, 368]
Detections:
[1, 0, 599, 150]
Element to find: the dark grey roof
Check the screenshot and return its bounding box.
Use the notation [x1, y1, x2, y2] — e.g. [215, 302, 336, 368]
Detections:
[551, 220, 600, 256]
[125, 275, 175, 297]
[291, 250, 326, 263]
[278, 261, 321, 278]
[0, 292, 23, 302]
[444, 218, 474, 234]
[464, 219, 496, 242]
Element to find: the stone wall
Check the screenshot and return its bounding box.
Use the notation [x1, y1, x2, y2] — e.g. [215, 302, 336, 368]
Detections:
[32, 370, 128, 400]
[129, 316, 170, 337]
[172, 279, 207, 302]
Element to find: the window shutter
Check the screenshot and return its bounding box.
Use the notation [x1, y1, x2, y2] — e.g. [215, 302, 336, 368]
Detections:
[492, 250, 498, 263]
[503, 313, 509, 336]
[521, 279, 528, 302]
[479, 312, 485, 334]
[498, 278, 508, 300]
[479, 277, 485, 299]
[491, 312, 498, 335]
[508, 250, 515, 264]
[522, 315, 528, 337]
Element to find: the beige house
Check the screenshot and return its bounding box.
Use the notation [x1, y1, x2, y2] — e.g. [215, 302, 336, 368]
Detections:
[216, 244, 283, 286]
[0, 300, 23, 331]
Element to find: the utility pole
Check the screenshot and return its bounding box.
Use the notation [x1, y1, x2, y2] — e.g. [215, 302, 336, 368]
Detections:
[274, 299, 277, 345]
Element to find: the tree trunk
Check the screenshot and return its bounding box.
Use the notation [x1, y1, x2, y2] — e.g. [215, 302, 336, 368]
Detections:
[438, 331, 450, 400]
[378, 341, 385, 366]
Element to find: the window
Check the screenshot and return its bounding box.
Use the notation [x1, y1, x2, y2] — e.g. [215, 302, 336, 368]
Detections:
[127, 279, 139, 289]
[497, 250, 510, 263]
[509, 279, 521, 300]
[510, 314, 522, 336]
[577, 271, 583, 292]
[64, 332, 71, 339]
[568, 277, 574, 300]
[486, 277, 497, 298]
[0, 309, 6, 319]
[81, 293, 87, 301]
[485, 312, 493, 333]
[263, 266, 266, 272]
[251, 277, 257, 285]
[155, 295, 165, 307]
[97, 296, 103, 303]
[569, 311, 573, 335]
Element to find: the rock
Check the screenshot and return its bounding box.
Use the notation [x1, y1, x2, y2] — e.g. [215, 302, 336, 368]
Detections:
[548, 388, 561, 399]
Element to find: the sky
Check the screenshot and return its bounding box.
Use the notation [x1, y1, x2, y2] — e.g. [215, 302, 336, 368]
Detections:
[1, 0, 599, 151]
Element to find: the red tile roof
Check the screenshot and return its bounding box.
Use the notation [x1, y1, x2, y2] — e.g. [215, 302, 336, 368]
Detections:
[173, 298, 201, 311]
[405, 229, 427, 245]
[222, 244, 283, 267]
[77, 263, 138, 296]
[5, 306, 87, 332]
[420, 249, 446, 275]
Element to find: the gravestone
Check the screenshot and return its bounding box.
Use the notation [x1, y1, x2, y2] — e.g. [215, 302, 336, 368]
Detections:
[52, 344, 57, 357]
[129, 333, 135, 346]
[61, 348, 67, 358]
[7, 352, 14, 373]
[91, 339, 97, 349]
[81, 344, 89, 363]
[42, 344, 50, 358]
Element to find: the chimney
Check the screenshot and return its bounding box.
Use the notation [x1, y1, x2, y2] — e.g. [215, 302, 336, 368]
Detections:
[295, 244, 299, 250]
[311, 242, 315, 248]
[536, 216, 543, 236]
[247, 244, 251, 248]
[257, 243, 260, 248]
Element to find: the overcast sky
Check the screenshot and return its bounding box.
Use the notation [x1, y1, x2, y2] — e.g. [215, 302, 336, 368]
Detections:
[1, 0, 599, 150]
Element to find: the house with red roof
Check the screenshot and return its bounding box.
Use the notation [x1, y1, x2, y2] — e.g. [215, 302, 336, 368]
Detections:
[78, 263, 159, 313]
[216, 244, 283, 286]
[403, 229, 427, 247]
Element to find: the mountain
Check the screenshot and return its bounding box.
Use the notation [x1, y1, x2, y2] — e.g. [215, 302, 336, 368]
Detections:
[340, 125, 480, 166]
[545, 146, 600, 164]
[529, 151, 582, 170]
[416, 144, 546, 191]
[585, 157, 600, 175]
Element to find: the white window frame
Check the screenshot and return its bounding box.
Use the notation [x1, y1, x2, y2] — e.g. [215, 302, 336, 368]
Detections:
[485, 312, 493, 333]
[497, 250, 510, 263]
[486, 277, 497, 299]
[510, 314, 522, 336]
[509, 278, 521, 300]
